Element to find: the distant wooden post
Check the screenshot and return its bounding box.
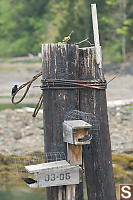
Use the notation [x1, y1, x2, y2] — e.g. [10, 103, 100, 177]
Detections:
[42, 44, 83, 200]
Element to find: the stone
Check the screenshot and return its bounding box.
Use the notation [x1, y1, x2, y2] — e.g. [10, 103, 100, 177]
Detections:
[0, 106, 132, 155]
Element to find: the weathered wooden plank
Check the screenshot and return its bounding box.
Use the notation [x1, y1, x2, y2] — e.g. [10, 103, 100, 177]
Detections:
[66, 142, 82, 200]
[25, 160, 70, 173]
[91, 4, 100, 48]
[58, 186, 66, 200]
[42, 44, 83, 200]
[66, 185, 72, 200]
[91, 4, 102, 68]
[67, 144, 82, 165]
[79, 47, 116, 200]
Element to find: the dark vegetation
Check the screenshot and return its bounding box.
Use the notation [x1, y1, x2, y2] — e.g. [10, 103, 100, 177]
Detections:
[0, 0, 132, 63]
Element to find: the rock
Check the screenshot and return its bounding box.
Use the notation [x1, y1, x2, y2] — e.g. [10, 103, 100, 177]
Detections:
[0, 108, 44, 155]
[108, 106, 133, 154]
[0, 106, 132, 155]
[14, 132, 22, 140]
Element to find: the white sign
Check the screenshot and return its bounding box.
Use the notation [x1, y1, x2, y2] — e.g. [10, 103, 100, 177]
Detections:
[37, 165, 80, 187]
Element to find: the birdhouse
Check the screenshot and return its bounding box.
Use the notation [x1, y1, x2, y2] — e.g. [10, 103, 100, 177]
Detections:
[63, 120, 92, 145]
[24, 160, 80, 188]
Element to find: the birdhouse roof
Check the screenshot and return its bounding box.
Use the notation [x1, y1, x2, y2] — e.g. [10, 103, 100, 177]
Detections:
[25, 160, 70, 173]
[63, 120, 92, 130]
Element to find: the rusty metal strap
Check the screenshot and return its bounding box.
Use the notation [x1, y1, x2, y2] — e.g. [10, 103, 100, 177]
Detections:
[12, 71, 42, 117]
[11, 70, 118, 117]
[32, 93, 43, 117]
[11, 72, 106, 118]
[41, 79, 107, 90]
[12, 71, 42, 104]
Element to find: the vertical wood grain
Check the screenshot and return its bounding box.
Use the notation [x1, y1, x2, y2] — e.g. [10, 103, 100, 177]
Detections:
[42, 44, 83, 200]
[79, 47, 116, 200]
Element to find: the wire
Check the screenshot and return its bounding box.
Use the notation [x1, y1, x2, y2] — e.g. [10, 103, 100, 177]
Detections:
[107, 72, 119, 84]
[32, 94, 43, 117]
[41, 79, 107, 90]
[12, 71, 42, 117]
[12, 71, 42, 104]
[11, 70, 118, 118]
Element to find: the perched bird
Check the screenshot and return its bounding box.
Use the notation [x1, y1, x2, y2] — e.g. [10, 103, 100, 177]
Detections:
[12, 85, 18, 96]
[78, 135, 92, 142]
[22, 177, 37, 185]
[58, 31, 74, 44]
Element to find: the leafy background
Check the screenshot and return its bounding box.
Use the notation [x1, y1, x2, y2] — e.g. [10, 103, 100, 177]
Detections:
[0, 0, 132, 63]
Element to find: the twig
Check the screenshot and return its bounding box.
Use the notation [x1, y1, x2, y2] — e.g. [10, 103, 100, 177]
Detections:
[86, 41, 94, 46]
[75, 38, 93, 45]
[107, 72, 120, 84]
[69, 30, 74, 37]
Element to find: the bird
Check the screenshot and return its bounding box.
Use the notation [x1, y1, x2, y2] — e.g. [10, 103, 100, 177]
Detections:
[58, 31, 74, 44]
[78, 135, 92, 142]
[22, 177, 37, 185]
[12, 85, 18, 96]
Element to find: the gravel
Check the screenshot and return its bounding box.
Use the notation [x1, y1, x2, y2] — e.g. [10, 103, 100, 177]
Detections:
[0, 106, 132, 155]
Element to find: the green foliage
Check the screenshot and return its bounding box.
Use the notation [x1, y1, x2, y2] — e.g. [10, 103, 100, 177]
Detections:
[45, 0, 91, 45]
[0, 0, 132, 63]
[0, 0, 49, 56]
[103, 41, 122, 63]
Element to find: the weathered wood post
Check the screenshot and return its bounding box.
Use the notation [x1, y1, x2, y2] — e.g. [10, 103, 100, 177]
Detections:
[79, 46, 116, 199]
[42, 42, 116, 199]
[42, 44, 83, 200]
[77, 4, 116, 199]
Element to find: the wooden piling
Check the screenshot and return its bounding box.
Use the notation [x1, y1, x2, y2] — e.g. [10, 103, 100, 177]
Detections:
[42, 44, 83, 200]
[79, 47, 116, 200]
[42, 44, 116, 200]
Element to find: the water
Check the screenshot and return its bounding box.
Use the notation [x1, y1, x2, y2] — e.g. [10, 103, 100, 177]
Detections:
[0, 190, 45, 200]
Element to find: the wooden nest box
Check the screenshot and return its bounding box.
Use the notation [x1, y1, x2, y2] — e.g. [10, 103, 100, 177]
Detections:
[63, 120, 92, 145]
[25, 160, 80, 188]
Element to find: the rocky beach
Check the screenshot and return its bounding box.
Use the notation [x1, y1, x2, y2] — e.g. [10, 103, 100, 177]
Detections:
[0, 105, 132, 155]
[0, 61, 133, 199]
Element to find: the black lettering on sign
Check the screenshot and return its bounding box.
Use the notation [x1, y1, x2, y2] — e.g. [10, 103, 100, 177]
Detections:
[44, 172, 71, 183]
[60, 174, 64, 180]
[66, 172, 71, 180]
[45, 174, 49, 181]
[51, 174, 56, 181]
